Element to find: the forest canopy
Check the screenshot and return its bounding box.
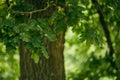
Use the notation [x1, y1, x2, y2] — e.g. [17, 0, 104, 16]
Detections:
[0, 0, 120, 80]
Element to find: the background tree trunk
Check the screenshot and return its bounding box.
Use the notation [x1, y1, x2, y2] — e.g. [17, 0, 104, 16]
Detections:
[19, 0, 65, 80]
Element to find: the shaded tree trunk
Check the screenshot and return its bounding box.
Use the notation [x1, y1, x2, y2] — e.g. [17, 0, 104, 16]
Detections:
[19, 34, 65, 80]
[19, 0, 65, 80]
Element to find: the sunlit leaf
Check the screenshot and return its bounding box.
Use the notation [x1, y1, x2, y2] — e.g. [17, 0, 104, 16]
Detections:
[41, 46, 49, 59]
[31, 53, 39, 64]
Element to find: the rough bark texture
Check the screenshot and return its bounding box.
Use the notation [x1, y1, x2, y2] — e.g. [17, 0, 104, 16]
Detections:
[19, 34, 65, 80]
[19, 0, 65, 80]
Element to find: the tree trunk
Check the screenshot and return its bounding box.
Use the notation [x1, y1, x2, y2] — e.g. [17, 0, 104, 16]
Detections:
[19, 0, 65, 80]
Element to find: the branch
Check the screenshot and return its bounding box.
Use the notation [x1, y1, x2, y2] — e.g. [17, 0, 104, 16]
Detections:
[91, 0, 114, 57]
[12, 3, 57, 14]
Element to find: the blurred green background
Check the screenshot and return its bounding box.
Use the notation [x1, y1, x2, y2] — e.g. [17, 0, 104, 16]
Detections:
[64, 28, 116, 80]
[0, 43, 19, 80]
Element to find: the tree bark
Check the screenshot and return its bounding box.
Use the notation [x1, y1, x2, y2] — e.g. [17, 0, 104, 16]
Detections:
[19, 0, 65, 80]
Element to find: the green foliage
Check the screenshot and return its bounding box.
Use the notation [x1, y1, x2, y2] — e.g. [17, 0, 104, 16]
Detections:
[31, 53, 40, 63]
[37, 18, 57, 41]
[64, 28, 117, 80]
[50, 12, 66, 34]
[0, 43, 19, 80]
[64, 0, 120, 80]
[0, 0, 82, 60]
[0, 0, 120, 79]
